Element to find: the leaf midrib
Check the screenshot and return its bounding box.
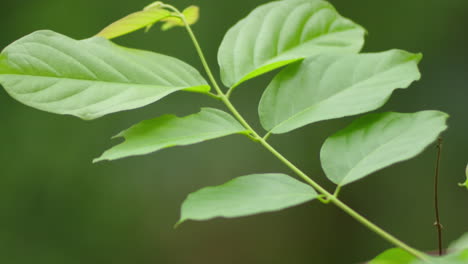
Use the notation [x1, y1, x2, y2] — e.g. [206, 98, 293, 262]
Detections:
[228, 1, 363, 87]
[336, 118, 422, 186]
[0, 73, 203, 93]
[268, 56, 416, 132]
[101, 129, 248, 160]
[254, 25, 362, 72]
[231, 27, 362, 88]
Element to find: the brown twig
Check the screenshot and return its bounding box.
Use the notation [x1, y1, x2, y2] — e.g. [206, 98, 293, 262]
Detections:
[434, 137, 443, 256]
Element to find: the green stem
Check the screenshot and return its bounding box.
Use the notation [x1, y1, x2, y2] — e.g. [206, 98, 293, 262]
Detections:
[170, 4, 431, 263]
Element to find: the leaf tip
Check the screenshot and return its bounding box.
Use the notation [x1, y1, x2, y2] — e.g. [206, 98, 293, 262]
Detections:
[410, 52, 423, 66]
[174, 219, 185, 229]
[416, 52, 423, 61]
[460, 164, 468, 189]
[93, 150, 116, 163]
[112, 132, 125, 139]
[459, 182, 468, 189]
[92, 156, 106, 163]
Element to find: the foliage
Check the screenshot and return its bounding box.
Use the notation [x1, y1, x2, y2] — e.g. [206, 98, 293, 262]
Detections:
[94, 108, 248, 162]
[369, 232, 468, 263]
[320, 111, 447, 186]
[0, 0, 464, 263]
[177, 173, 317, 226]
[0, 30, 209, 120]
[217, 0, 365, 89]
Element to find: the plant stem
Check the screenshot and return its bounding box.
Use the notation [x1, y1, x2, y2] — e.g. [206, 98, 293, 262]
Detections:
[256, 136, 430, 261]
[173, 6, 431, 263]
[434, 138, 443, 256]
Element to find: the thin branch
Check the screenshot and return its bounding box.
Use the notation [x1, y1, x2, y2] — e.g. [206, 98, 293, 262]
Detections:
[176, 9, 431, 262]
[434, 137, 444, 256]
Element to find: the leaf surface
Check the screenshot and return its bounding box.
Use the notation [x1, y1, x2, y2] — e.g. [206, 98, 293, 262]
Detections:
[178, 173, 317, 225]
[449, 233, 468, 253]
[369, 248, 416, 264]
[259, 50, 422, 134]
[0, 30, 209, 120]
[218, 0, 365, 88]
[369, 249, 468, 264]
[95, 108, 248, 162]
[412, 249, 468, 264]
[320, 111, 448, 186]
[161, 6, 200, 31]
[97, 6, 171, 39]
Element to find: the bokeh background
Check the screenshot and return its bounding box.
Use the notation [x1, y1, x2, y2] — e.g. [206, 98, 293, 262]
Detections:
[1, 0, 467, 263]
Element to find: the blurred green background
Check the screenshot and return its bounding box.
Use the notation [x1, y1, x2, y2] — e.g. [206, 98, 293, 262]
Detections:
[1, 0, 467, 263]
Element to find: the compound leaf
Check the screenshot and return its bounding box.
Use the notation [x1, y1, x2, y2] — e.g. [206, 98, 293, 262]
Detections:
[218, 0, 365, 88]
[259, 50, 422, 134]
[96, 3, 171, 39]
[95, 108, 248, 162]
[177, 173, 317, 225]
[0, 30, 209, 120]
[320, 111, 448, 187]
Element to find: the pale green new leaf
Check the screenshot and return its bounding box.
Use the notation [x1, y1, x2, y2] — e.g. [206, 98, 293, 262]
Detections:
[259, 50, 422, 134]
[161, 6, 200, 31]
[0, 30, 209, 120]
[177, 173, 317, 225]
[97, 5, 171, 39]
[218, 0, 365, 88]
[369, 248, 416, 264]
[94, 108, 248, 162]
[320, 111, 448, 186]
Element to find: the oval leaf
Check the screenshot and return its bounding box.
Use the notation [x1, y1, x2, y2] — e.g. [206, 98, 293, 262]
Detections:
[320, 111, 448, 186]
[259, 50, 422, 134]
[218, 0, 365, 88]
[97, 5, 171, 39]
[177, 173, 317, 225]
[0, 30, 209, 120]
[94, 108, 248, 162]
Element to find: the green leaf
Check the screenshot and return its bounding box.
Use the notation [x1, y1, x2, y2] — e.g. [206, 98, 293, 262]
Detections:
[369, 248, 416, 264]
[177, 173, 317, 226]
[259, 50, 422, 134]
[320, 111, 448, 186]
[369, 248, 468, 264]
[161, 6, 200, 31]
[97, 4, 171, 39]
[94, 108, 248, 162]
[218, 0, 365, 88]
[0, 30, 209, 120]
[412, 249, 468, 264]
[459, 164, 468, 189]
[449, 233, 468, 253]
